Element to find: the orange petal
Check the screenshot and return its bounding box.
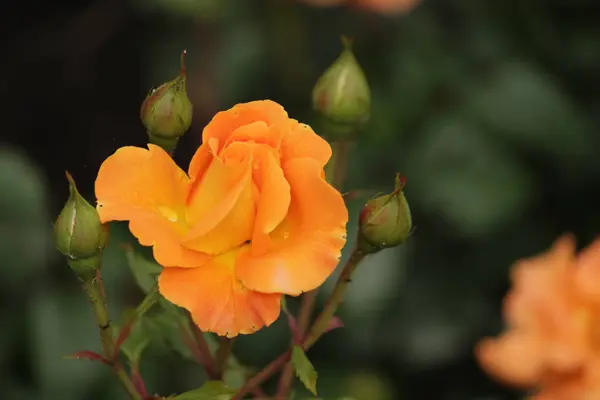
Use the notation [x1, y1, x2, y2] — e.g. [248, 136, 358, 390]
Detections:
[250, 145, 291, 256]
[184, 162, 256, 255]
[280, 120, 332, 167]
[224, 120, 285, 151]
[187, 145, 213, 184]
[476, 332, 544, 387]
[199, 100, 289, 155]
[158, 249, 282, 337]
[95, 145, 208, 268]
[506, 235, 576, 329]
[185, 141, 254, 243]
[575, 238, 600, 305]
[235, 157, 348, 295]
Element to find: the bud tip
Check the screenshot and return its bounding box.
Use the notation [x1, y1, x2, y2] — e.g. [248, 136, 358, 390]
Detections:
[340, 35, 354, 49]
[394, 174, 407, 191]
[340, 35, 354, 50]
[180, 49, 187, 76]
[65, 170, 77, 192]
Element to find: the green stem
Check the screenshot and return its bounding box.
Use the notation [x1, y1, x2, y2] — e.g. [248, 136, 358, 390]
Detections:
[81, 273, 142, 400]
[303, 246, 365, 349]
[232, 351, 291, 400]
[215, 337, 235, 379]
[147, 132, 178, 156]
[325, 140, 350, 191]
[236, 247, 366, 399]
[189, 321, 219, 379]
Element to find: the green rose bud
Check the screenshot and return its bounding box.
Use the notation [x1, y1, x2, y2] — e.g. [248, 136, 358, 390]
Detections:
[358, 174, 413, 254]
[312, 37, 371, 139]
[140, 50, 193, 153]
[54, 172, 108, 280]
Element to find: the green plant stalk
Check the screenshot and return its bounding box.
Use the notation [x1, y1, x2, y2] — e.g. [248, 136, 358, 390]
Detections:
[215, 337, 235, 379]
[189, 320, 219, 379]
[326, 140, 350, 190]
[303, 246, 365, 349]
[80, 271, 142, 400]
[148, 132, 178, 156]
[236, 246, 366, 399]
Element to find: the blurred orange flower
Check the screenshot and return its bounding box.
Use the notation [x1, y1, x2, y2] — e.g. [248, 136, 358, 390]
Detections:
[476, 235, 600, 399]
[298, 0, 421, 15]
[95, 100, 348, 337]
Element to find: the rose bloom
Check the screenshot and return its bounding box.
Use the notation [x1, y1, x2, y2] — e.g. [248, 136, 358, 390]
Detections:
[95, 100, 348, 337]
[476, 235, 600, 399]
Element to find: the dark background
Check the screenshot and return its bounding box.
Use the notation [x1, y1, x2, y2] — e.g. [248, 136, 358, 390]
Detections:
[2, 0, 600, 399]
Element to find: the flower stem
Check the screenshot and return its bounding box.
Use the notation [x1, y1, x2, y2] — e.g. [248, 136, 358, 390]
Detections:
[326, 140, 350, 191]
[215, 337, 235, 379]
[236, 246, 366, 399]
[303, 246, 365, 349]
[189, 321, 219, 379]
[233, 351, 291, 400]
[81, 272, 142, 400]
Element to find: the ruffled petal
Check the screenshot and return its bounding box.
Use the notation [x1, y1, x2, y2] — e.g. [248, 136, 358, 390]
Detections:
[199, 100, 288, 155]
[158, 249, 282, 337]
[280, 120, 332, 167]
[250, 145, 291, 256]
[184, 163, 256, 255]
[185, 142, 254, 246]
[95, 145, 208, 268]
[235, 157, 347, 295]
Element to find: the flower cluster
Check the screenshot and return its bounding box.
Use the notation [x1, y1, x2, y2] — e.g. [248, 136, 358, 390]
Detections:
[477, 235, 600, 399]
[53, 40, 416, 399]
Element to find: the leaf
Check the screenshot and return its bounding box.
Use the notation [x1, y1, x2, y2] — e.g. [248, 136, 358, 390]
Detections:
[63, 350, 108, 365]
[172, 381, 236, 400]
[291, 345, 318, 396]
[141, 302, 195, 361]
[114, 287, 160, 360]
[125, 246, 162, 293]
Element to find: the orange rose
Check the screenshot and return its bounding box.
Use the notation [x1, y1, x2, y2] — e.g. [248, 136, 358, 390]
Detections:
[476, 235, 600, 399]
[95, 100, 348, 337]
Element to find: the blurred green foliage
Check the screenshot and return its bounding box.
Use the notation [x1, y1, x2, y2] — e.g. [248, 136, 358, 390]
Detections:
[2, 0, 600, 399]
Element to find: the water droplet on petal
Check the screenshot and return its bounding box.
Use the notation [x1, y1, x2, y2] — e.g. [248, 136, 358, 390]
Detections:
[157, 206, 178, 222]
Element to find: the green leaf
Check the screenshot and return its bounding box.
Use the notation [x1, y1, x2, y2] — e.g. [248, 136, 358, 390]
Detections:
[291, 345, 318, 396]
[125, 247, 162, 293]
[114, 287, 160, 364]
[141, 302, 195, 361]
[172, 381, 236, 399]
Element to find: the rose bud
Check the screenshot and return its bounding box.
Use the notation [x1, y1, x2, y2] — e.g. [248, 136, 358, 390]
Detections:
[140, 50, 193, 153]
[54, 172, 108, 280]
[312, 36, 371, 139]
[358, 174, 412, 254]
